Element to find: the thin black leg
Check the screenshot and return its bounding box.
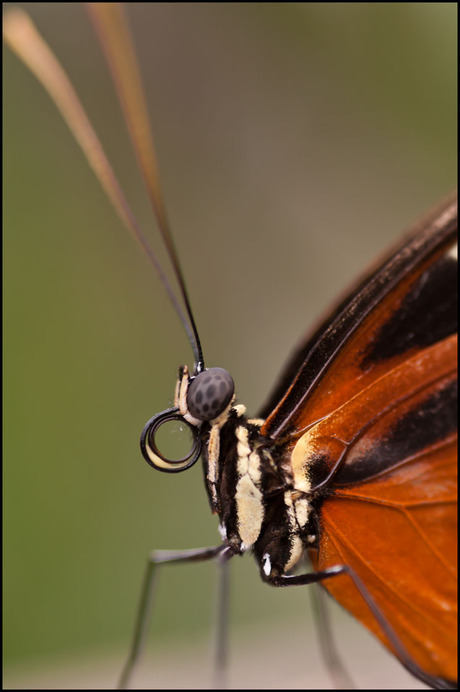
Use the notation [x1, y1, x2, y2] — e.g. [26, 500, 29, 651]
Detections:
[309, 581, 355, 689]
[212, 547, 233, 690]
[118, 545, 227, 690]
[265, 564, 456, 691]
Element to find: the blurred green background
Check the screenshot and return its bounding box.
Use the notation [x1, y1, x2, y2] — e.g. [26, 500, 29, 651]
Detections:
[3, 2, 456, 689]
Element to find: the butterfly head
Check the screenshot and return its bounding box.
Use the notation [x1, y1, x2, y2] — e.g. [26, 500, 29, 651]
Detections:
[140, 364, 235, 473]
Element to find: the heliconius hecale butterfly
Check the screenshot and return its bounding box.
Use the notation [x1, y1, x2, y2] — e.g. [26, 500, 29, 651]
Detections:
[4, 4, 457, 690]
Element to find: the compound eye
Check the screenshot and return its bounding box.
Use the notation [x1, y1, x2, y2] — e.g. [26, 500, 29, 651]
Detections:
[187, 367, 234, 421]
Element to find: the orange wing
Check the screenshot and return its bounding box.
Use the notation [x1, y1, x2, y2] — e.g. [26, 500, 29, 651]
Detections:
[260, 193, 457, 684]
[260, 193, 457, 440]
[304, 336, 457, 680]
[310, 435, 457, 681]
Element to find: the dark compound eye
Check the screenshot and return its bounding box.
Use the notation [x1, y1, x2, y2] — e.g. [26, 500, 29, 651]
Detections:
[187, 367, 235, 421]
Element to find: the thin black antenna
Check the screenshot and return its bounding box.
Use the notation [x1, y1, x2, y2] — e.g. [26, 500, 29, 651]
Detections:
[86, 3, 205, 372]
[3, 5, 204, 371]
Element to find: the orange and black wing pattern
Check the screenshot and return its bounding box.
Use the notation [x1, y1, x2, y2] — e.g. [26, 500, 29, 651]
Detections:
[261, 192, 457, 683]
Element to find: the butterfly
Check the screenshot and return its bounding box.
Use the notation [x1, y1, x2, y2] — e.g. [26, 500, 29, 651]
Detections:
[4, 3, 457, 690]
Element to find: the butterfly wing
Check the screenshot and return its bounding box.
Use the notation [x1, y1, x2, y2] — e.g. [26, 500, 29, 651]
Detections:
[260, 192, 457, 436]
[260, 193, 458, 682]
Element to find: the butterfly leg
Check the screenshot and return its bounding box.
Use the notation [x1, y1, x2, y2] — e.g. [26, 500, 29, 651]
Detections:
[309, 581, 356, 689]
[265, 564, 456, 691]
[118, 544, 228, 690]
[213, 546, 233, 690]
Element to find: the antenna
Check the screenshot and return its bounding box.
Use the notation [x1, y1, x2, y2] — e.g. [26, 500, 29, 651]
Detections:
[3, 5, 205, 371]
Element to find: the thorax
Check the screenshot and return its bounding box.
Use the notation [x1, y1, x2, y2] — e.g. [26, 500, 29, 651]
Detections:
[201, 405, 315, 578]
